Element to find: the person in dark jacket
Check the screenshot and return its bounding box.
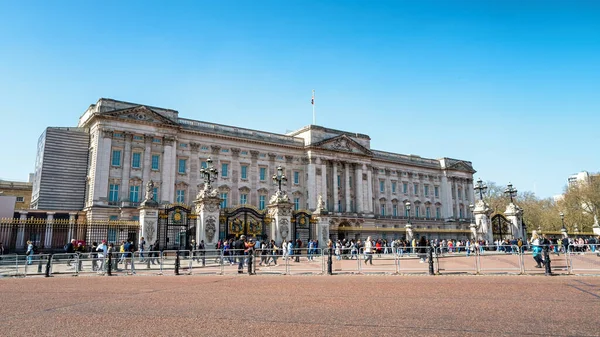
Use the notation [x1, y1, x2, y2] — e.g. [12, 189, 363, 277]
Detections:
[418, 236, 427, 263]
[65, 239, 76, 266]
[234, 235, 247, 274]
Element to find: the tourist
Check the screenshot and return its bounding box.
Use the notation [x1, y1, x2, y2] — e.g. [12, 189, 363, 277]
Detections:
[418, 237, 427, 263]
[26, 240, 34, 265]
[530, 231, 544, 268]
[96, 240, 107, 272]
[234, 235, 246, 274]
[364, 236, 373, 265]
[139, 236, 146, 262]
[245, 238, 256, 275]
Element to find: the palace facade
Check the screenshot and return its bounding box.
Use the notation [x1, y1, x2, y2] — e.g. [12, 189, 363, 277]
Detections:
[45, 98, 476, 241]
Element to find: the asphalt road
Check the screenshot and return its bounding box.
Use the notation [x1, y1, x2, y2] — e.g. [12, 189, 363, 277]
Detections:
[1, 275, 599, 336]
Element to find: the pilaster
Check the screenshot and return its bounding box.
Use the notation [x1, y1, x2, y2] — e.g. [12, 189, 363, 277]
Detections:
[473, 199, 493, 243]
[44, 212, 55, 249]
[504, 202, 523, 239]
[267, 191, 293, 244]
[193, 186, 221, 249]
[356, 164, 363, 213]
[120, 132, 133, 202]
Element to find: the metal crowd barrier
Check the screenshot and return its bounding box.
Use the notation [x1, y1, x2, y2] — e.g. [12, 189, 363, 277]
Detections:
[396, 246, 431, 275]
[435, 247, 478, 275]
[285, 248, 324, 275]
[568, 245, 600, 275]
[358, 247, 398, 274]
[0, 254, 23, 277]
[476, 245, 522, 275]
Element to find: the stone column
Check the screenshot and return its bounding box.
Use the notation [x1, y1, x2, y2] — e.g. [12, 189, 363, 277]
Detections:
[250, 150, 259, 205]
[307, 156, 317, 210]
[345, 162, 351, 212]
[454, 179, 460, 219]
[193, 187, 221, 249]
[504, 203, 523, 239]
[332, 161, 338, 213]
[68, 212, 77, 241]
[121, 132, 133, 203]
[366, 165, 373, 213]
[161, 136, 176, 203]
[142, 135, 152, 191]
[17, 211, 27, 250]
[139, 206, 159, 249]
[320, 158, 328, 211]
[44, 212, 55, 249]
[356, 164, 363, 213]
[267, 193, 293, 245]
[315, 215, 330, 247]
[189, 143, 201, 201]
[93, 130, 113, 204]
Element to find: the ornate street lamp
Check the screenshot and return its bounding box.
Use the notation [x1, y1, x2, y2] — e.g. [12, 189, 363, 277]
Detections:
[474, 178, 488, 200]
[560, 212, 566, 232]
[272, 166, 287, 192]
[504, 183, 518, 203]
[200, 158, 218, 189]
[405, 201, 411, 224]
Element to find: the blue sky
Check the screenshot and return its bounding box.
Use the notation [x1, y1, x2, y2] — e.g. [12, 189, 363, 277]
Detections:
[0, 0, 598, 199]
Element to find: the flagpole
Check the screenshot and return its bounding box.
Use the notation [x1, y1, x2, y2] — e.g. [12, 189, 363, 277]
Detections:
[312, 89, 316, 125]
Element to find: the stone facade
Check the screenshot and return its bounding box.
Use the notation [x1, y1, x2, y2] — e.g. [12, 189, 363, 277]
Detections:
[66, 98, 477, 240]
[0, 180, 33, 210]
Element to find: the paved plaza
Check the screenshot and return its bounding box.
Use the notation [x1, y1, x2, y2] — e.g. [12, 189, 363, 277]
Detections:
[1, 274, 599, 336]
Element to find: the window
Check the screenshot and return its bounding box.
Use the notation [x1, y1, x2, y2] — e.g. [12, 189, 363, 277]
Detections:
[220, 193, 228, 208]
[294, 198, 300, 210]
[176, 189, 185, 203]
[426, 207, 431, 218]
[241, 165, 248, 180]
[464, 190, 468, 201]
[424, 185, 429, 196]
[178, 159, 187, 174]
[415, 206, 420, 217]
[459, 208, 464, 219]
[259, 195, 266, 210]
[16, 196, 24, 202]
[241, 151, 248, 155]
[403, 183, 408, 194]
[109, 215, 119, 221]
[338, 200, 342, 212]
[379, 180, 385, 193]
[132, 152, 141, 169]
[434, 186, 439, 198]
[240, 194, 248, 205]
[294, 171, 299, 184]
[109, 184, 119, 203]
[129, 186, 140, 203]
[392, 182, 397, 193]
[152, 187, 159, 202]
[152, 138, 161, 143]
[380, 204, 385, 216]
[350, 200, 354, 212]
[131, 216, 139, 221]
[201, 145, 209, 150]
[221, 163, 229, 177]
[133, 135, 143, 141]
[221, 148, 229, 153]
[405, 208, 410, 217]
[458, 189, 462, 200]
[436, 207, 441, 219]
[259, 167, 266, 181]
[349, 176, 353, 188]
[108, 228, 117, 242]
[151, 155, 160, 170]
[111, 150, 121, 167]
[413, 183, 419, 195]
[201, 161, 207, 169]
[393, 204, 398, 216]
[337, 175, 341, 187]
[180, 143, 188, 148]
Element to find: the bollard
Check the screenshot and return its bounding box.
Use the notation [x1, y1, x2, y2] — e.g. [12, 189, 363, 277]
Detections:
[428, 246, 435, 275]
[175, 250, 180, 275]
[544, 248, 552, 276]
[38, 256, 43, 273]
[107, 253, 112, 276]
[327, 247, 333, 275]
[45, 254, 52, 277]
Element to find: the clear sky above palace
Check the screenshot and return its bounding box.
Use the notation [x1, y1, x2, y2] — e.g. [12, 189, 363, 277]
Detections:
[0, 0, 598, 199]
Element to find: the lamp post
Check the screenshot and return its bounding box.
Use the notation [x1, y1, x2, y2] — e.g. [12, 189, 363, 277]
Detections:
[560, 212, 566, 231]
[474, 178, 488, 200]
[405, 201, 411, 224]
[272, 166, 287, 192]
[504, 183, 518, 203]
[200, 158, 218, 188]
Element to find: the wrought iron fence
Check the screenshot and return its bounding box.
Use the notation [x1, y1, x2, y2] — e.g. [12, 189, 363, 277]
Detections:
[0, 218, 139, 254]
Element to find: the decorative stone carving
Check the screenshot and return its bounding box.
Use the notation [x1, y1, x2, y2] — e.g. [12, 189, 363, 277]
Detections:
[250, 150, 260, 160]
[332, 137, 352, 151]
[144, 220, 156, 243]
[316, 168, 322, 175]
[205, 216, 217, 242]
[316, 195, 326, 213]
[269, 190, 290, 205]
[190, 142, 201, 152]
[268, 153, 277, 161]
[102, 130, 114, 138]
[285, 155, 294, 163]
[163, 136, 175, 146]
[321, 225, 329, 242]
[210, 145, 221, 154]
[279, 218, 290, 241]
[231, 148, 241, 157]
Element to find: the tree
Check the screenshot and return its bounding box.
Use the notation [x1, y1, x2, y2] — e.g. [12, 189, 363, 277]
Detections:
[558, 173, 600, 233]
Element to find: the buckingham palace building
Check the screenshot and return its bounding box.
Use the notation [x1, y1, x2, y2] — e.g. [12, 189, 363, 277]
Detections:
[32, 98, 476, 242]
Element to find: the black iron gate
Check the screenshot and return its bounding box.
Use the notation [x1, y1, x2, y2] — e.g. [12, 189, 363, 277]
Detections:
[158, 205, 197, 250]
[491, 214, 511, 241]
[220, 205, 270, 241]
[292, 210, 315, 243]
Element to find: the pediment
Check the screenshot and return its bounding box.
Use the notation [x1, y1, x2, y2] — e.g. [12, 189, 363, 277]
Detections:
[313, 135, 372, 156]
[104, 106, 178, 126]
[446, 161, 476, 173]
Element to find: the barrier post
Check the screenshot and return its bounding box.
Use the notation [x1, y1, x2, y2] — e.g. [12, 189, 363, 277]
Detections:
[107, 253, 112, 276]
[428, 246, 434, 275]
[175, 250, 180, 275]
[544, 248, 552, 276]
[45, 254, 52, 277]
[248, 250, 254, 275]
[327, 247, 333, 275]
